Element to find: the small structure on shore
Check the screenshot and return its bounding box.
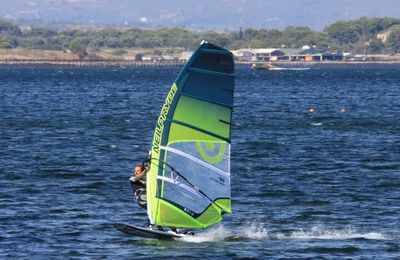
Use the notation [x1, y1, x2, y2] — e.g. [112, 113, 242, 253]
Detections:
[232, 48, 343, 62]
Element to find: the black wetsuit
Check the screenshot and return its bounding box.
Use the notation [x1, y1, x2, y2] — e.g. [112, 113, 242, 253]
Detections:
[130, 176, 147, 209]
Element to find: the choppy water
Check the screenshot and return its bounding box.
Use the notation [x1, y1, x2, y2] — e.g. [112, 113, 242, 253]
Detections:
[1, 65, 400, 258]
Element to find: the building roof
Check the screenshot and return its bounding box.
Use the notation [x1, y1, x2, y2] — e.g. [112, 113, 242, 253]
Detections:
[280, 48, 302, 55]
[299, 48, 322, 55]
[251, 48, 280, 54]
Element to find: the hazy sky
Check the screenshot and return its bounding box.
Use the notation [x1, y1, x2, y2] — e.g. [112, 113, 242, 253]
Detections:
[1, 0, 400, 30]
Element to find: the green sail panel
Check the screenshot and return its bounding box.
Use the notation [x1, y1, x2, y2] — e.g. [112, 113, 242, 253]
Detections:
[147, 41, 235, 229]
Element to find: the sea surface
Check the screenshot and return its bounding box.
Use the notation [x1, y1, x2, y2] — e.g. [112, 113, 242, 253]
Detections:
[1, 64, 400, 259]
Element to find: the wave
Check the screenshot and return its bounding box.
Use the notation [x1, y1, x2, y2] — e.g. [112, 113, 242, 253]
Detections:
[179, 222, 391, 243]
[275, 225, 390, 240]
[311, 122, 323, 126]
[179, 226, 235, 243]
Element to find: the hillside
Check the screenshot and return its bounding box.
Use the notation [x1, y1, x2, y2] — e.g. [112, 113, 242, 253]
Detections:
[1, 17, 400, 56]
[1, 0, 400, 30]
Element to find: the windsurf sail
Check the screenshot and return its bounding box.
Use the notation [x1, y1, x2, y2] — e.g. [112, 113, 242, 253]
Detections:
[146, 41, 235, 229]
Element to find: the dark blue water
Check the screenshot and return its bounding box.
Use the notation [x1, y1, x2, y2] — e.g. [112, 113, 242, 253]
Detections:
[1, 65, 399, 258]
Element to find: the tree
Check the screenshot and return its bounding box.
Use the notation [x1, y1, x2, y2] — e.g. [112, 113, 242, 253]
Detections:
[0, 19, 22, 36]
[325, 17, 400, 51]
[69, 39, 88, 59]
[0, 37, 12, 48]
[386, 31, 400, 53]
[368, 39, 385, 54]
[1, 16, 400, 54]
[197, 31, 230, 47]
[27, 27, 57, 37]
[325, 21, 360, 45]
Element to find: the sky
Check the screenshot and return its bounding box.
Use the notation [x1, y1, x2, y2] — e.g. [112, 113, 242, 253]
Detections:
[1, 0, 400, 30]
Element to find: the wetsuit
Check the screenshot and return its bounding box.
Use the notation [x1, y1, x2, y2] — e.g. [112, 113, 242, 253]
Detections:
[129, 171, 147, 209]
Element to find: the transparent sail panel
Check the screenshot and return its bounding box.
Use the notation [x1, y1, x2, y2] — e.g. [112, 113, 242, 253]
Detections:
[161, 142, 230, 204]
[158, 175, 209, 214]
[168, 142, 230, 174]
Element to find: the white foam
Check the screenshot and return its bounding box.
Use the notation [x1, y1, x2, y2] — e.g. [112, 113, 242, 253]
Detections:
[179, 225, 233, 243]
[243, 221, 269, 239]
[311, 122, 323, 126]
[178, 223, 390, 243]
[179, 221, 269, 243]
[276, 225, 390, 240]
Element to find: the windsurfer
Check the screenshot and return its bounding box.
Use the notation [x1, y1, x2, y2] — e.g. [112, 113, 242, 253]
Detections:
[129, 163, 149, 209]
[129, 160, 180, 233]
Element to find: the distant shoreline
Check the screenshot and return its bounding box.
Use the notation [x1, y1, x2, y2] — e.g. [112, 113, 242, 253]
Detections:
[1, 59, 400, 67]
[1, 48, 399, 67]
[0, 59, 185, 67]
[246, 60, 400, 67]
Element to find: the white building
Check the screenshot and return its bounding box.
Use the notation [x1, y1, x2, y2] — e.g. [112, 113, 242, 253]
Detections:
[250, 48, 285, 61]
[232, 48, 285, 61]
[231, 49, 253, 61]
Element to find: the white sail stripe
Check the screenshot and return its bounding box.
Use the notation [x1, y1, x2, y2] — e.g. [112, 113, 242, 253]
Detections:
[157, 176, 208, 200]
[160, 145, 230, 178]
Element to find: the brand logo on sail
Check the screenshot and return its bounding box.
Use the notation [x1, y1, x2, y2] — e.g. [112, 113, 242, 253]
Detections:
[152, 83, 178, 154]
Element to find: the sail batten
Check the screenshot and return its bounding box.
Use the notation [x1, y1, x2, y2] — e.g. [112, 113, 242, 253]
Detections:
[146, 42, 234, 229]
[188, 67, 234, 77]
[180, 92, 233, 109]
[200, 48, 231, 55]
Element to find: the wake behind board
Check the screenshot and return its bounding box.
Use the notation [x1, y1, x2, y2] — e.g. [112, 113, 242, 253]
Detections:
[113, 223, 186, 239]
